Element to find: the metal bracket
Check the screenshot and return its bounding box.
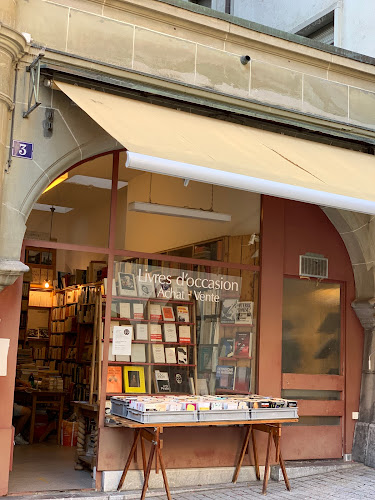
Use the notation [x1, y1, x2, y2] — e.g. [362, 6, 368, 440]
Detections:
[23, 54, 45, 118]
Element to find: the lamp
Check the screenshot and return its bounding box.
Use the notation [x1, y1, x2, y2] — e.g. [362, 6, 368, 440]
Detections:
[368, 350, 375, 371]
[128, 202, 231, 222]
[44, 280, 50, 289]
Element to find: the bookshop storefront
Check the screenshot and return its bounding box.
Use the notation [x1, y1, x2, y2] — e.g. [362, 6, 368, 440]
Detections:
[1, 81, 364, 494]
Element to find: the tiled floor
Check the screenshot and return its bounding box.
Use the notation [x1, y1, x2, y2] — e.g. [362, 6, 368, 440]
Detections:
[8, 441, 93, 494]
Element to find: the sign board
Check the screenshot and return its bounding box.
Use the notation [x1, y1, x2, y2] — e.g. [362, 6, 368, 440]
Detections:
[12, 140, 33, 159]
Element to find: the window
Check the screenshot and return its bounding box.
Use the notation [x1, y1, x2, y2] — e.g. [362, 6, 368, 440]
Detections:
[296, 11, 335, 46]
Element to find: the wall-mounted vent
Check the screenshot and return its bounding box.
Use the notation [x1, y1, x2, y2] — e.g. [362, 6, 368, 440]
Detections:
[299, 253, 328, 279]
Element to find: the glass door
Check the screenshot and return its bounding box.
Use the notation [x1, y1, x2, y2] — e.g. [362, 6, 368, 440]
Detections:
[281, 278, 344, 459]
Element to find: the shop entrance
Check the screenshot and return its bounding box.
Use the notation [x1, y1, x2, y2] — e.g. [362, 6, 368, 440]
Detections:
[281, 278, 344, 459]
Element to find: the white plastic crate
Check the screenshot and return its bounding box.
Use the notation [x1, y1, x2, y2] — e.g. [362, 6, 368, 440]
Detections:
[127, 408, 198, 424]
[198, 409, 249, 422]
[249, 408, 298, 420]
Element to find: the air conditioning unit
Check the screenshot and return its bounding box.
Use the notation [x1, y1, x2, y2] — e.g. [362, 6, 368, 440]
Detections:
[299, 253, 328, 279]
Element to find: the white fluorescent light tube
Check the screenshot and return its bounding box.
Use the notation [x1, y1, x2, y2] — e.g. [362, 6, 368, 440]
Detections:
[128, 202, 231, 222]
[126, 152, 375, 215]
[33, 203, 73, 213]
[65, 175, 128, 190]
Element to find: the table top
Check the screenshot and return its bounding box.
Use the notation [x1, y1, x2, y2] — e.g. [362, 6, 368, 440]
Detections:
[105, 414, 298, 429]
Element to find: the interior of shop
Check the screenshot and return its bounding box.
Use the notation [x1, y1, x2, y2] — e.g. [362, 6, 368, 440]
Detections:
[10, 151, 260, 493]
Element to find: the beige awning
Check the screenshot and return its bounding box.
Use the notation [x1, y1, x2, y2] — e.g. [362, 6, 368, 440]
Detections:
[55, 80, 375, 214]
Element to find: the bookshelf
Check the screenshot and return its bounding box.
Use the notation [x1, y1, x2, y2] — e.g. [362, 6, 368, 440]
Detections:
[103, 294, 197, 396]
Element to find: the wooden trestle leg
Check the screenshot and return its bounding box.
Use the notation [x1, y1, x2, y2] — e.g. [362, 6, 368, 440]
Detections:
[251, 427, 260, 481]
[117, 429, 141, 491]
[262, 428, 273, 495]
[232, 425, 251, 483]
[140, 441, 156, 500]
[272, 432, 290, 491]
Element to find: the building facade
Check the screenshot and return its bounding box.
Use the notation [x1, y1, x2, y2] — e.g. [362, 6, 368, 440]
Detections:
[1, 0, 375, 495]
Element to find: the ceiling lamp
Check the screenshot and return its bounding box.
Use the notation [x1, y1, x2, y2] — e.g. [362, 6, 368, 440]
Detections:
[128, 202, 231, 222]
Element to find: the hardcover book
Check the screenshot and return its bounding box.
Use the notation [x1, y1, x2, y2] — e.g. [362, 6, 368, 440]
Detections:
[163, 324, 177, 343]
[176, 306, 189, 323]
[149, 324, 162, 342]
[215, 365, 236, 390]
[219, 338, 235, 358]
[162, 306, 175, 322]
[152, 344, 166, 364]
[133, 303, 144, 320]
[235, 301, 254, 325]
[154, 370, 171, 393]
[234, 332, 251, 357]
[136, 323, 148, 341]
[220, 299, 239, 324]
[106, 366, 122, 393]
[118, 272, 138, 297]
[149, 304, 162, 321]
[165, 347, 177, 364]
[178, 325, 191, 343]
[119, 302, 131, 319]
[177, 346, 188, 364]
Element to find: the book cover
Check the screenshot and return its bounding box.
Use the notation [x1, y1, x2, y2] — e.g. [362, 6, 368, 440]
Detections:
[162, 306, 175, 322]
[155, 280, 173, 299]
[170, 368, 190, 393]
[215, 365, 236, 390]
[136, 276, 155, 298]
[131, 344, 146, 363]
[149, 324, 162, 342]
[123, 366, 146, 393]
[219, 338, 235, 358]
[149, 304, 162, 321]
[234, 366, 251, 393]
[119, 302, 131, 318]
[152, 344, 166, 364]
[117, 272, 137, 297]
[136, 324, 148, 341]
[178, 325, 191, 343]
[177, 346, 188, 364]
[176, 306, 189, 323]
[235, 301, 254, 325]
[198, 346, 212, 372]
[197, 378, 209, 395]
[154, 370, 171, 393]
[163, 324, 177, 343]
[110, 321, 120, 340]
[106, 366, 122, 393]
[220, 299, 239, 324]
[133, 303, 144, 320]
[165, 347, 177, 364]
[171, 278, 189, 301]
[234, 332, 251, 357]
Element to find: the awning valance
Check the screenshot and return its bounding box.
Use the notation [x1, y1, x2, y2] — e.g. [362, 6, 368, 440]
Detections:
[55, 81, 375, 214]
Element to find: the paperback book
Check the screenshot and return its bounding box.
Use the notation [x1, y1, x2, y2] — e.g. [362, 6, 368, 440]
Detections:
[176, 306, 189, 323]
[149, 304, 162, 321]
[119, 302, 131, 319]
[132, 303, 144, 320]
[220, 299, 239, 324]
[163, 324, 178, 343]
[136, 276, 155, 298]
[234, 332, 251, 357]
[136, 324, 148, 341]
[118, 272, 138, 297]
[106, 366, 122, 393]
[219, 338, 235, 358]
[152, 344, 166, 364]
[170, 367, 190, 393]
[177, 346, 188, 364]
[161, 306, 175, 322]
[235, 301, 254, 325]
[178, 325, 191, 343]
[165, 347, 177, 364]
[154, 370, 171, 393]
[215, 365, 236, 390]
[131, 344, 146, 363]
[149, 324, 162, 342]
[234, 366, 251, 393]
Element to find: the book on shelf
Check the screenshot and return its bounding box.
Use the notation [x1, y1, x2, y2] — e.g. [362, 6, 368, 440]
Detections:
[215, 365, 236, 390]
[171, 278, 189, 301]
[136, 323, 148, 341]
[133, 303, 144, 320]
[163, 324, 177, 343]
[155, 281, 173, 299]
[177, 346, 188, 364]
[165, 347, 177, 364]
[176, 306, 189, 323]
[152, 344, 166, 364]
[136, 276, 155, 298]
[234, 366, 251, 392]
[106, 366, 122, 393]
[117, 272, 138, 297]
[197, 378, 209, 395]
[123, 366, 146, 393]
[103, 278, 116, 296]
[169, 367, 190, 393]
[178, 325, 191, 343]
[154, 370, 171, 393]
[234, 332, 251, 357]
[220, 299, 239, 324]
[161, 306, 175, 322]
[131, 343, 146, 363]
[149, 324, 162, 342]
[109, 321, 120, 340]
[198, 346, 212, 372]
[119, 302, 131, 318]
[219, 338, 235, 358]
[235, 301, 254, 325]
[149, 304, 162, 321]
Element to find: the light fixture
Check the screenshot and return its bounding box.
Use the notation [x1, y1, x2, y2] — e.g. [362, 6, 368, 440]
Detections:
[65, 175, 127, 190]
[368, 350, 375, 371]
[33, 203, 73, 213]
[44, 280, 50, 289]
[43, 173, 68, 193]
[128, 202, 231, 222]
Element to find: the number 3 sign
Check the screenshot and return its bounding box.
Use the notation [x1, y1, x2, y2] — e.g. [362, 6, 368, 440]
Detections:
[12, 140, 33, 160]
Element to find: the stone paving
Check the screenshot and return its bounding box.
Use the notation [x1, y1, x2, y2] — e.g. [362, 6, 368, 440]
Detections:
[145, 463, 375, 500]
